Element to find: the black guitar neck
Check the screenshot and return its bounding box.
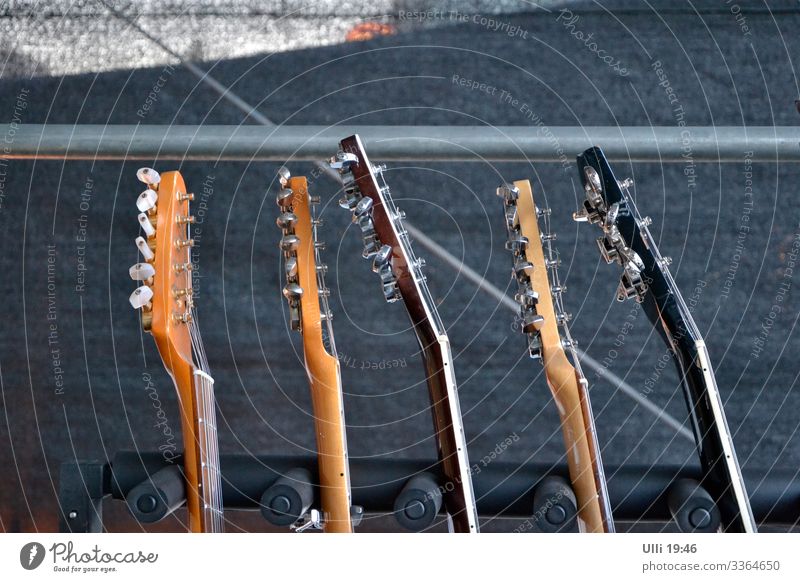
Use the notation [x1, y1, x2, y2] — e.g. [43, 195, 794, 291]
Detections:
[576, 147, 756, 532]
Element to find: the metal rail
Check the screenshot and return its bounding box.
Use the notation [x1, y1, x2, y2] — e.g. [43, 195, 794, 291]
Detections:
[4, 124, 798, 162]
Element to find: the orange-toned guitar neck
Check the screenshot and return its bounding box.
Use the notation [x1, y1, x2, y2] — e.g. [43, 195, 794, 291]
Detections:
[285, 176, 353, 533]
[143, 171, 223, 533]
[513, 179, 612, 533]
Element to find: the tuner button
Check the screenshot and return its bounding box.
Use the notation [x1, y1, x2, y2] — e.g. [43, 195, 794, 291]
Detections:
[516, 287, 539, 307]
[277, 166, 291, 188]
[285, 256, 298, 281]
[276, 188, 294, 208]
[138, 212, 156, 237]
[136, 167, 161, 186]
[129, 262, 155, 281]
[373, 244, 392, 267]
[136, 236, 155, 261]
[522, 312, 545, 334]
[505, 233, 529, 253]
[329, 151, 358, 171]
[276, 212, 298, 230]
[583, 166, 602, 195]
[606, 202, 620, 227]
[354, 196, 373, 217]
[497, 183, 520, 201]
[129, 285, 153, 309]
[136, 189, 158, 213]
[283, 282, 303, 301]
[513, 260, 533, 279]
[280, 234, 300, 253]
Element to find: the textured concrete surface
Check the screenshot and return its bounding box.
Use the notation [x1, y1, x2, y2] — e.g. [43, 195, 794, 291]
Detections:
[0, 1, 798, 532]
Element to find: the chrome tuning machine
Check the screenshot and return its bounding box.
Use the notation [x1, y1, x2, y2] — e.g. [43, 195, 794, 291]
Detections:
[497, 182, 544, 360]
[276, 167, 303, 331]
[332, 150, 400, 302]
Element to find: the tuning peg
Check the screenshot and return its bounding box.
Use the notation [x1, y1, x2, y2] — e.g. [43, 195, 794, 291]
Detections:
[496, 183, 519, 202]
[551, 284, 566, 295]
[177, 192, 195, 202]
[277, 188, 294, 208]
[605, 202, 620, 227]
[597, 236, 620, 264]
[540, 232, 557, 242]
[527, 333, 543, 360]
[129, 262, 155, 281]
[136, 236, 154, 261]
[659, 256, 673, 267]
[280, 234, 300, 253]
[176, 215, 196, 225]
[618, 178, 633, 190]
[138, 212, 155, 237]
[339, 189, 360, 210]
[285, 256, 298, 281]
[353, 196, 373, 217]
[276, 212, 298, 231]
[372, 244, 392, 272]
[277, 167, 291, 188]
[513, 259, 533, 280]
[329, 151, 358, 171]
[136, 189, 158, 213]
[557, 312, 573, 325]
[175, 238, 195, 249]
[316, 263, 328, 274]
[129, 285, 153, 309]
[283, 283, 303, 301]
[536, 206, 551, 218]
[521, 311, 545, 334]
[505, 233, 528, 253]
[516, 287, 539, 307]
[639, 216, 653, 228]
[136, 167, 161, 186]
[583, 166, 602, 195]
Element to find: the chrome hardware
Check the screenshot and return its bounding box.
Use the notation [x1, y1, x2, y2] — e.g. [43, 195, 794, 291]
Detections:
[285, 256, 298, 281]
[277, 166, 291, 188]
[597, 236, 620, 265]
[314, 241, 326, 251]
[618, 177, 634, 190]
[551, 284, 566, 295]
[496, 183, 520, 202]
[557, 312, 573, 325]
[521, 311, 545, 334]
[276, 188, 294, 208]
[639, 215, 653, 227]
[280, 234, 300, 253]
[536, 206, 551, 218]
[372, 163, 387, 175]
[354, 196, 373, 217]
[283, 283, 303, 331]
[513, 259, 533, 280]
[617, 262, 647, 302]
[293, 509, 323, 532]
[316, 263, 328, 274]
[515, 286, 539, 307]
[540, 232, 557, 242]
[545, 257, 561, 269]
[584, 166, 603, 196]
[276, 212, 298, 231]
[505, 233, 528, 253]
[659, 256, 673, 267]
[329, 151, 358, 172]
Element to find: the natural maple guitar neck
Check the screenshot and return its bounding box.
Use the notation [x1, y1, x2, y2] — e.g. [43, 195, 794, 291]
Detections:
[514, 179, 611, 533]
[290, 176, 353, 533]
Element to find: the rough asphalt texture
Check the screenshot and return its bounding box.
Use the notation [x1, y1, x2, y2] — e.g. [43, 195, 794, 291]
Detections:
[1, 2, 798, 532]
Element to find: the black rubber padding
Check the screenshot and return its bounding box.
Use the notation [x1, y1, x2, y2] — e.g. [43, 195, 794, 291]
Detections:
[260, 468, 314, 527]
[126, 465, 186, 523]
[532, 476, 578, 532]
[393, 472, 443, 531]
[667, 478, 721, 533]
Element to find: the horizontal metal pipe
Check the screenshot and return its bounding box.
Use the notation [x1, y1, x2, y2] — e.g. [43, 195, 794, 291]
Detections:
[3, 124, 798, 162]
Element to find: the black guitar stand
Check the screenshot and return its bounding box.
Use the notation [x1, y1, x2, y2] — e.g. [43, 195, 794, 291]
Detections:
[59, 451, 800, 533]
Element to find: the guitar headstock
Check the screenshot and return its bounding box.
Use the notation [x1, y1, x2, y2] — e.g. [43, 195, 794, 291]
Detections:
[498, 180, 578, 363]
[574, 147, 670, 303]
[330, 135, 431, 316]
[129, 167, 196, 371]
[275, 168, 336, 353]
